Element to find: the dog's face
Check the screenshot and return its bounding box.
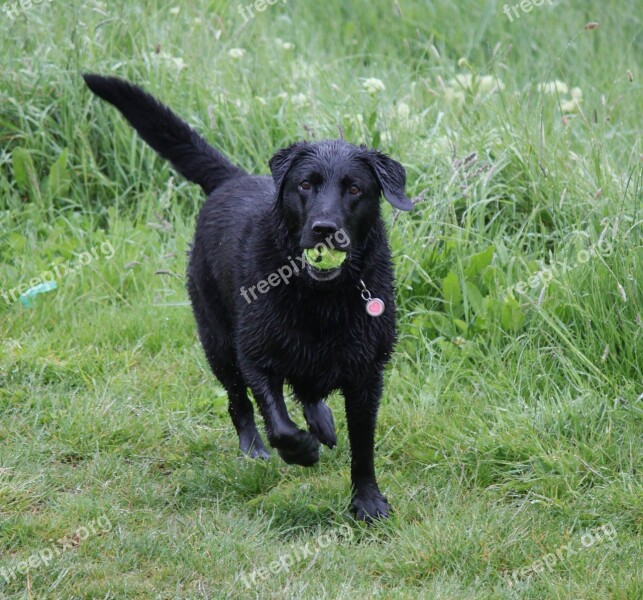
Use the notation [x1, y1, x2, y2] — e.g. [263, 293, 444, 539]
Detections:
[270, 140, 413, 283]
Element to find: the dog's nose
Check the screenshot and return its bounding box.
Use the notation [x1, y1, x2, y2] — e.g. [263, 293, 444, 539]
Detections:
[311, 219, 339, 237]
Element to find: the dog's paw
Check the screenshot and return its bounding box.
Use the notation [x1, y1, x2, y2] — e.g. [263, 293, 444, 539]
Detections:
[351, 489, 390, 523]
[274, 430, 320, 467]
[241, 442, 271, 460]
[303, 402, 337, 449]
[239, 429, 270, 460]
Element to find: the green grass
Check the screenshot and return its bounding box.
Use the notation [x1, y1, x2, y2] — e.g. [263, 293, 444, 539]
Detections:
[1, 0, 641, 597]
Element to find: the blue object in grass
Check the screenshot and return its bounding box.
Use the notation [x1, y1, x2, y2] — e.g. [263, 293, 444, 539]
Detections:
[19, 281, 58, 307]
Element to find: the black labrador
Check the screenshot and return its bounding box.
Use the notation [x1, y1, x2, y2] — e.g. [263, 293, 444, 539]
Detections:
[83, 75, 413, 521]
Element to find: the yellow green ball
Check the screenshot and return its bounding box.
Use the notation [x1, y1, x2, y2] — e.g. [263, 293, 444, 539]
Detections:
[304, 246, 347, 270]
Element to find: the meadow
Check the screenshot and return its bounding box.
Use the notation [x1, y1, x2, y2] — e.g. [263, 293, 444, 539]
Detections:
[0, 0, 641, 598]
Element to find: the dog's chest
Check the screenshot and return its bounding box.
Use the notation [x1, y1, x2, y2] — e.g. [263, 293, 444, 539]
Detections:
[261, 297, 390, 388]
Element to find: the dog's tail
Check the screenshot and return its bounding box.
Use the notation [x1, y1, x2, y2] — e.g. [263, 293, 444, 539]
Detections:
[83, 74, 243, 195]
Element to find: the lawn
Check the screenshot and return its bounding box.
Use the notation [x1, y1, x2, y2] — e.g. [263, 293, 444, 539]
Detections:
[0, 0, 641, 598]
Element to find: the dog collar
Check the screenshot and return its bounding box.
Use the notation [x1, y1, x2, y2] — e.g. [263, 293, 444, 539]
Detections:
[358, 280, 385, 317]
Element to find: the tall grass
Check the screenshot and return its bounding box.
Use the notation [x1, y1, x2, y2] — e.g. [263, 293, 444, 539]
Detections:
[1, 1, 641, 598]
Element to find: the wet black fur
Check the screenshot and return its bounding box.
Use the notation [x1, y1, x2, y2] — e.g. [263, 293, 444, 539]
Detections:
[83, 74, 413, 521]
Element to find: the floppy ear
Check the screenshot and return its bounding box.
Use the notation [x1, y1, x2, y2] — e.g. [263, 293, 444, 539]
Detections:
[362, 149, 414, 211]
[269, 142, 308, 199]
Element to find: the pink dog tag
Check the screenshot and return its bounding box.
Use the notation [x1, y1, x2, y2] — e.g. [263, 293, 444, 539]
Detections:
[366, 298, 385, 317]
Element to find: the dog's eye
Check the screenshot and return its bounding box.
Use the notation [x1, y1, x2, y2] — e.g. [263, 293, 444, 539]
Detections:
[299, 180, 311, 191]
[348, 185, 361, 196]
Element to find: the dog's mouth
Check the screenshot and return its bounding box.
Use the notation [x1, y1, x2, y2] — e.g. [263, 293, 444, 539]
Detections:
[305, 262, 344, 282]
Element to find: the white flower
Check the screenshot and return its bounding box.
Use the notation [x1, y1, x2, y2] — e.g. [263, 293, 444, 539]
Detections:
[561, 97, 581, 113]
[151, 51, 187, 72]
[362, 77, 386, 94]
[443, 87, 465, 106]
[478, 75, 495, 93]
[453, 73, 473, 89]
[538, 80, 569, 94]
[291, 93, 309, 107]
[231, 99, 250, 115]
[571, 86, 583, 100]
[396, 101, 411, 121]
[440, 73, 504, 107]
[169, 6, 180, 16]
[275, 38, 294, 50]
[173, 57, 186, 71]
[228, 48, 245, 59]
[478, 75, 505, 94]
[394, 101, 420, 127]
[292, 61, 315, 81]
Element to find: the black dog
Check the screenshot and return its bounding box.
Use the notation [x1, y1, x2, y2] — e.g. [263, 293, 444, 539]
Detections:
[83, 75, 413, 521]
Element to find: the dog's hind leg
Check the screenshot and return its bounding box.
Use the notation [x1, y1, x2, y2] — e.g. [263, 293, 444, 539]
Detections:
[219, 370, 270, 460]
[189, 279, 269, 459]
[205, 348, 269, 459]
[203, 341, 269, 459]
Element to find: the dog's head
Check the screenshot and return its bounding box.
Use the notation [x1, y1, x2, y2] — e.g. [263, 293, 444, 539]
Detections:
[269, 140, 413, 283]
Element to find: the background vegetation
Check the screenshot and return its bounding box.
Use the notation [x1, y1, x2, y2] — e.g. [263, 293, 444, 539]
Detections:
[1, 0, 641, 597]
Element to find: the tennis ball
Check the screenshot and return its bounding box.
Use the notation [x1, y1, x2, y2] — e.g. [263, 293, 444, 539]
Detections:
[304, 246, 347, 270]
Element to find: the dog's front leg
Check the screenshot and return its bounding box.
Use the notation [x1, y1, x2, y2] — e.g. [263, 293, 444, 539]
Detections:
[343, 373, 390, 522]
[242, 365, 320, 467]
